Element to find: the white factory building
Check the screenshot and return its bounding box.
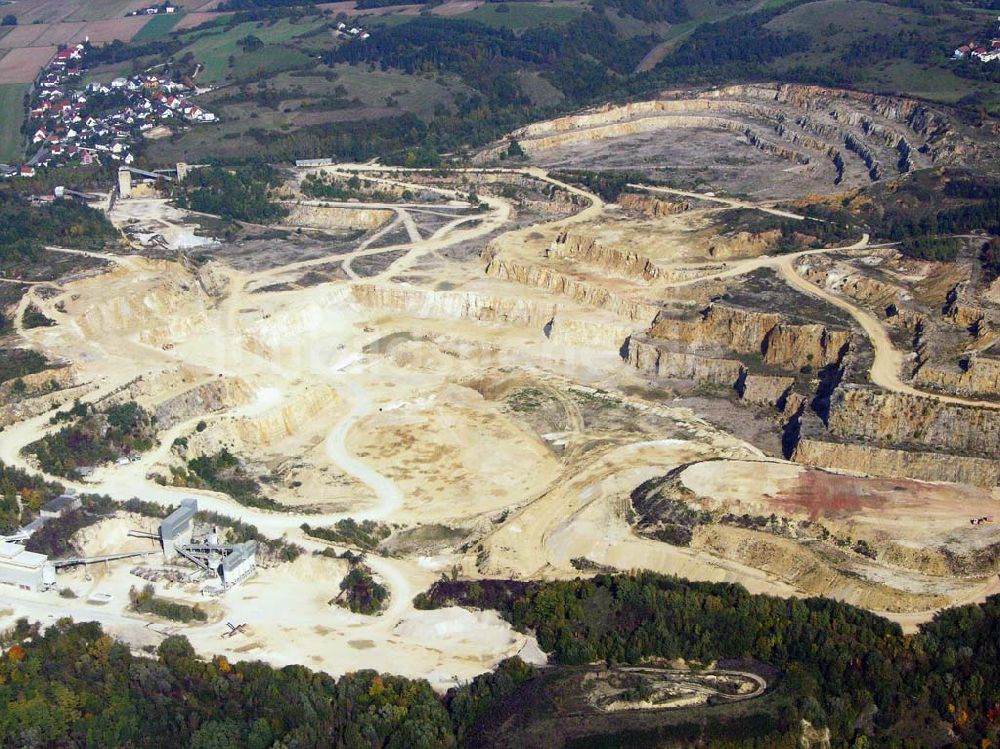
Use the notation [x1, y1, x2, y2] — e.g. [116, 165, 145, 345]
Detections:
[0, 541, 55, 592]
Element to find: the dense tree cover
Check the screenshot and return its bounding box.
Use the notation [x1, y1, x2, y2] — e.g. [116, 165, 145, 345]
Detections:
[550, 170, 665, 201]
[420, 573, 1000, 746]
[82, 38, 182, 67]
[898, 236, 962, 261]
[0, 349, 49, 386]
[0, 618, 534, 748]
[0, 192, 116, 272]
[172, 448, 290, 511]
[336, 561, 389, 615]
[981, 237, 1000, 282]
[301, 172, 401, 202]
[172, 164, 288, 223]
[25, 401, 155, 479]
[21, 304, 54, 330]
[652, 6, 811, 81]
[0, 461, 63, 534]
[301, 518, 392, 551]
[130, 583, 208, 622]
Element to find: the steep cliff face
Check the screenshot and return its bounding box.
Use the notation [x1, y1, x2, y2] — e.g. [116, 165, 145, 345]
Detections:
[915, 357, 1000, 399]
[626, 337, 744, 387]
[617, 193, 690, 217]
[826, 385, 1000, 458]
[649, 304, 851, 370]
[549, 232, 666, 282]
[282, 204, 394, 231]
[741, 375, 795, 406]
[484, 256, 660, 323]
[707, 230, 783, 259]
[154, 378, 255, 430]
[351, 283, 554, 327]
[793, 438, 1000, 487]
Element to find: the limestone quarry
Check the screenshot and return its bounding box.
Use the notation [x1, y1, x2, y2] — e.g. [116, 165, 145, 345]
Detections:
[3, 84, 1000, 687]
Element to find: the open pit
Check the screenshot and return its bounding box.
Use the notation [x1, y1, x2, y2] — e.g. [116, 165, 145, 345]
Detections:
[3, 89, 1000, 688]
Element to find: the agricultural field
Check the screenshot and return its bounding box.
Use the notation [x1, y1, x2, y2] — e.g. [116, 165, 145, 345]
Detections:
[132, 10, 186, 41]
[171, 16, 327, 83]
[454, 1, 583, 30]
[0, 82, 27, 161]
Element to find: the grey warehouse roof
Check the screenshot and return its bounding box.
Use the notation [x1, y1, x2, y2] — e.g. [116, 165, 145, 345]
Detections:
[159, 498, 198, 539]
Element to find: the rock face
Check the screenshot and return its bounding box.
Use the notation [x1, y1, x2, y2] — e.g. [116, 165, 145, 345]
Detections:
[548, 232, 667, 283]
[793, 438, 1000, 487]
[617, 193, 689, 217]
[626, 337, 744, 387]
[484, 255, 660, 323]
[154, 378, 254, 430]
[915, 357, 1000, 399]
[649, 304, 851, 370]
[740, 374, 795, 406]
[825, 385, 1000, 458]
[707, 230, 783, 259]
[351, 283, 554, 327]
[282, 204, 393, 231]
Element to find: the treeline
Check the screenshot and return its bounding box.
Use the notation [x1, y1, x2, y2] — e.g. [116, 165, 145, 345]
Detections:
[0, 460, 63, 535]
[0, 618, 534, 748]
[25, 400, 156, 479]
[172, 163, 288, 223]
[0, 191, 116, 271]
[0, 349, 49, 386]
[170, 448, 288, 511]
[130, 583, 208, 622]
[301, 518, 392, 551]
[419, 573, 1000, 746]
[652, 5, 811, 81]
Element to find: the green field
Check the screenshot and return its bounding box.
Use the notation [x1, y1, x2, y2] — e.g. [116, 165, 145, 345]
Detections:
[132, 11, 186, 41]
[176, 16, 326, 83]
[455, 2, 583, 29]
[231, 45, 313, 80]
[0, 83, 27, 164]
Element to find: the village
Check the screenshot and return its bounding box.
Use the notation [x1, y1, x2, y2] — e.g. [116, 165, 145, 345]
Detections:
[1, 41, 215, 178]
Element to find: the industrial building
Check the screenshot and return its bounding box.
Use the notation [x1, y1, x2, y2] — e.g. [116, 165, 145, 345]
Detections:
[0, 541, 55, 592]
[159, 498, 197, 560]
[157, 499, 257, 589]
[41, 494, 81, 518]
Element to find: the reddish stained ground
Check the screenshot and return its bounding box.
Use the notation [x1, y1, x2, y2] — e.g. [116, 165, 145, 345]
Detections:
[770, 469, 909, 520]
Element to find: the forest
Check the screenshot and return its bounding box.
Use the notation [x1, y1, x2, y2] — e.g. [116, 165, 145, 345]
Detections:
[25, 400, 156, 479]
[0, 192, 116, 273]
[171, 164, 288, 224]
[0, 617, 532, 748]
[418, 573, 1000, 747]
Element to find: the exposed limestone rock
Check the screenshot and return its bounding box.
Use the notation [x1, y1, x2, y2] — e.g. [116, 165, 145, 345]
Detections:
[792, 437, 1000, 487]
[282, 204, 394, 231]
[549, 232, 666, 282]
[914, 357, 1000, 399]
[826, 384, 1000, 458]
[626, 337, 744, 387]
[649, 304, 851, 370]
[617, 193, 689, 217]
[707, 230, 783, 259]
[351, 283, 554, 327]
[740, 374, 795, 406]
[154, 377, 255, 430]
[484, 255, 660, 323]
